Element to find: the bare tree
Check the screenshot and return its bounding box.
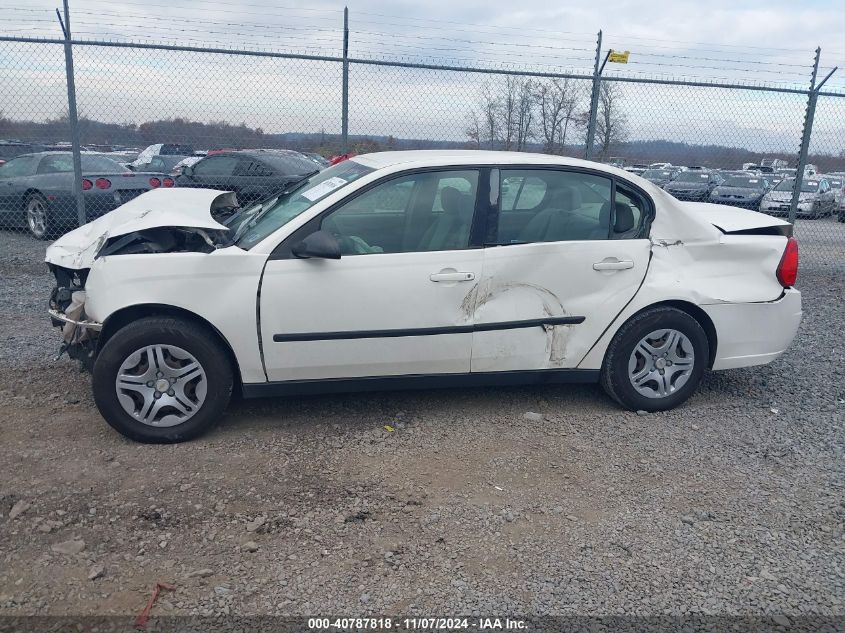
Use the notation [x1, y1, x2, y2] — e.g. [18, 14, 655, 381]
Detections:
[513, 78, 534, 151]
[500, 77, 518, 150]
[594, 82, 628, 160]
[480, 83, 500, 149]
[465, 110, 482, 149]
[468, 78, 536, 151]
[534, 78, 581, 154]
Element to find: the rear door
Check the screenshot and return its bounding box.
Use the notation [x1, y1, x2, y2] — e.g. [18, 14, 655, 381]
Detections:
[470, 167, 652, 372]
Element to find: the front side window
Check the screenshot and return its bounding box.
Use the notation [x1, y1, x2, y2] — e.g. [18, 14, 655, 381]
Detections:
[321, 170, 479, 255]
[0, 155, 40, 178]
[193, 155, 239, 176]
[496, 169, 613, 244]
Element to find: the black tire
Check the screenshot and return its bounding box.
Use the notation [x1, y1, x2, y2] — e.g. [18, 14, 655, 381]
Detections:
[25, 192, 53, 240]
[600, 306, 709, 413]
[93, 316, 233, 443]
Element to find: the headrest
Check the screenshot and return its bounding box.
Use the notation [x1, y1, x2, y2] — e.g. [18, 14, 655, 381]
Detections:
[440, 186, 463, 216]
[545, 185, 581, 211]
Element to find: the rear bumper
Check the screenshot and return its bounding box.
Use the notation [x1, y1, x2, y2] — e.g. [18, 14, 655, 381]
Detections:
[703, 289, 802, 370]
[709, 198, 760, 209]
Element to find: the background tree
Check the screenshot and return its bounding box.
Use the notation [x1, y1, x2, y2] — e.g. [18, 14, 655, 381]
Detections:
[534, 78, 581, 154]
[594, 82, 628, 160]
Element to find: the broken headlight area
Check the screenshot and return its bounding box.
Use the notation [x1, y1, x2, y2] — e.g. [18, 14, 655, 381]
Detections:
[48, 264, 99, 371]
[97, 226, 230, 257]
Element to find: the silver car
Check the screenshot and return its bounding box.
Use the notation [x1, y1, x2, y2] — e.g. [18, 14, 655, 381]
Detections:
[759, 177, 836, 219]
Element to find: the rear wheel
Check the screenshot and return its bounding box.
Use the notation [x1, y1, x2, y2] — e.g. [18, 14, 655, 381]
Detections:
[25, 193, 52, 240]
[601, 306, 708, 412]
[93, 316, 233, 443]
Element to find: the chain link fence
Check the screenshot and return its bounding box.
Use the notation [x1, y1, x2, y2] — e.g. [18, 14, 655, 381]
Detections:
[1, 31, 844, 267]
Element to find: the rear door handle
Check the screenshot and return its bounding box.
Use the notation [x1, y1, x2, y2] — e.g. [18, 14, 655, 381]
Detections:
[593, 259, 634, 271]
[430, 271, 475, 282]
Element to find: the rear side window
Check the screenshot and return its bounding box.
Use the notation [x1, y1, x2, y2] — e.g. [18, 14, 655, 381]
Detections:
[613, 185, 647, 239]
[495, 169, 613, 244]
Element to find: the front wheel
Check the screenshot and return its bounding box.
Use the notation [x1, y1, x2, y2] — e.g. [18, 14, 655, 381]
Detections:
[93, 316, 233, 443]
[601, 306, 709, 412]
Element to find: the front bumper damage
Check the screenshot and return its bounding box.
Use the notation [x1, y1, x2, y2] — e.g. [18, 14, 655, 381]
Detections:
[48, 267, 100, 371]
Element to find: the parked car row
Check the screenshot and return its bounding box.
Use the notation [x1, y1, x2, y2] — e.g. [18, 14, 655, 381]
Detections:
[633, 161, 845, 221]
[0, 146, 335, 238]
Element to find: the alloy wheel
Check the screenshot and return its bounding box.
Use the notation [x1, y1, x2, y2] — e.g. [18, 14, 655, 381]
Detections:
[115, 344, 207, 427]
[627, 329, 695, 399]
[26, 198, 47, 238]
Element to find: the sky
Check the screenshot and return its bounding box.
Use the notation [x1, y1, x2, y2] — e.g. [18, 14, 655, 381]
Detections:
[2, 0, 845, 154]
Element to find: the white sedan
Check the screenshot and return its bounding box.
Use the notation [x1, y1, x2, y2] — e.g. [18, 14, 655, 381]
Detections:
[45, 151, 802, 443]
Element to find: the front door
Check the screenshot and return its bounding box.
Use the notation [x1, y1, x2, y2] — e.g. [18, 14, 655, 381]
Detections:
[470, 168, 652, 372]
[260, 168, 484, 382]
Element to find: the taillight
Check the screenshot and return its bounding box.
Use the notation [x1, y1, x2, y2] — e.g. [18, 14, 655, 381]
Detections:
[95, 178, 111, 190]
[149, 177, 161, 188]
[162, 177, 174, 188]
[776, 237, 799, 288]
[81, 178, 93, 190]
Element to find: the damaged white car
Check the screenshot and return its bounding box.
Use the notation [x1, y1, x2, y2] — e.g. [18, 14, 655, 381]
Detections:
[46, 151, 802, 443]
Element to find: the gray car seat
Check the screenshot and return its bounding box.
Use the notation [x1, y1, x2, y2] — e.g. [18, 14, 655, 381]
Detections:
[417, 186, 474, 251]
[518, 186, 585, 242]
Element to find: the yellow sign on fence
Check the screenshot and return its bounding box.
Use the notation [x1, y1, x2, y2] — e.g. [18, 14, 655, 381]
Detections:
[608, 50, 630, 64]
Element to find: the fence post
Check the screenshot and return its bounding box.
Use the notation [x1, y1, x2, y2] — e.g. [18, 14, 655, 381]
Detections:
[584, 30, 603, 161]
[341, 6, 349, 154]
[789, 47, 820, 225]
[59, 0, 86, 228]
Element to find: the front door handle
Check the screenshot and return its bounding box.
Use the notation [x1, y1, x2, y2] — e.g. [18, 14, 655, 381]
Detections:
[593, 258, 634, 271]
[430, 271, 475, 282]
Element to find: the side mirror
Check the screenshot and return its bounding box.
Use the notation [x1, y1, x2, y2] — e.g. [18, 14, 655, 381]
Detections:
[292, 230, 341, 260]
[182, 165, 194, 177]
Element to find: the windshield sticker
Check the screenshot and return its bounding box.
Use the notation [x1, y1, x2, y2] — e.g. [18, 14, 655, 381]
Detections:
[300, 176, 349, 201]
[700, 174, 708, 178]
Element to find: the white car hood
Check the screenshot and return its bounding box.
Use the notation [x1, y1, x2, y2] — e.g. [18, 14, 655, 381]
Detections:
[679, 201, 790, 233]
[45, 188, 235, 270]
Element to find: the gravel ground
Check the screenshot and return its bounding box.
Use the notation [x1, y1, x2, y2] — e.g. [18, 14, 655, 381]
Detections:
[0, 228, 843, 621]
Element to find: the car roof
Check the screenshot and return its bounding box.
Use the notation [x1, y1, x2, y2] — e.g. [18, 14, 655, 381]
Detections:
[352, 150, 616, 172]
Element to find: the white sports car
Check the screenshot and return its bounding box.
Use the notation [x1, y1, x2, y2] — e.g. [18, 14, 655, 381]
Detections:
[45, 151, 802, 443]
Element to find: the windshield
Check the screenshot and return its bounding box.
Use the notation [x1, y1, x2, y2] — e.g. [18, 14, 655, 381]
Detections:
[673, 172, 711, 183]
[234, 160, 374, 249]
[774, 178, 818, 193]
[722, 176, 765, 189]
[643, 170, 671, 178]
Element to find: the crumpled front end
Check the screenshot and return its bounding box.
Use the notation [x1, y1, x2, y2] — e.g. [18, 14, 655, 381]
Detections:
[45, 188, 240, 370]
[48, 263, 101, 370]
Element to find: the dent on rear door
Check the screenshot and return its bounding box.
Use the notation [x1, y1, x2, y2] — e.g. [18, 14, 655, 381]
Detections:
[468, 239, 651, 372]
